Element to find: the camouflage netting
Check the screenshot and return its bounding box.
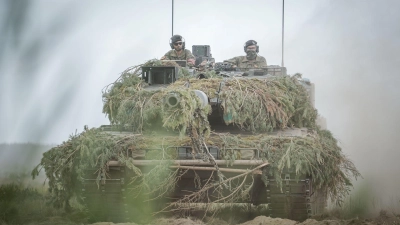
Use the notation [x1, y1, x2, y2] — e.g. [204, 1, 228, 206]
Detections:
[32, 60, 359, 213]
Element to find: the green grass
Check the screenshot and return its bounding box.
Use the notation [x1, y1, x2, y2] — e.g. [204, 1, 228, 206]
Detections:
[0, 183, 86, 225]
[1, 177, 399, 225]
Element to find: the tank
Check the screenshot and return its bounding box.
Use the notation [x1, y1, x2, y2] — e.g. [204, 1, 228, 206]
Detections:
[32, 46, 360, 223]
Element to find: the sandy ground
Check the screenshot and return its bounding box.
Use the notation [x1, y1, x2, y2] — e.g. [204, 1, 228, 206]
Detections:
[88, 214, 400, 225]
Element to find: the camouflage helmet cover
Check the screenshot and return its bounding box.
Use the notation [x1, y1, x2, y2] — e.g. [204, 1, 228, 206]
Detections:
[243, 40, 259, 53]
[170, 34, 185, 49]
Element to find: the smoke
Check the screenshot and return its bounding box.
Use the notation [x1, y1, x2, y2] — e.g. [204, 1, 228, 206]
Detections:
[286, 0, 400, 207]
[0, 143, 51, 186]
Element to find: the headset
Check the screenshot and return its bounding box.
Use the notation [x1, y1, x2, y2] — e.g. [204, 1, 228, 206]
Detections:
[243, 40, 259, 53]
[169, 35, 186, 50]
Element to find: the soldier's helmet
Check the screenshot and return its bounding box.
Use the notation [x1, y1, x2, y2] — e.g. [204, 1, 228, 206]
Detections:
[169, 34, 186, 50]
[243, 40, 259, 53]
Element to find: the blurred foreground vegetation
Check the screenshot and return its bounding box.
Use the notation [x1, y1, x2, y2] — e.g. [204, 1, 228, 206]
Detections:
[0, 143, 398, 224]
[1, 180, 399, 225]
[0, 183, 86, 225]
[0, 143, 85, 224]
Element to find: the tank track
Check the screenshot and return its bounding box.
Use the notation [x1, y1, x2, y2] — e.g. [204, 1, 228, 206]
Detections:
[260, 173, 326, 221]
[81, 165, 326, 222]
[81, 165, 135, 222]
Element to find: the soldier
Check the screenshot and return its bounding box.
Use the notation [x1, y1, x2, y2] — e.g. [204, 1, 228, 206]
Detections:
[224, 40, 267, 69]
[161, 34, 195, 66]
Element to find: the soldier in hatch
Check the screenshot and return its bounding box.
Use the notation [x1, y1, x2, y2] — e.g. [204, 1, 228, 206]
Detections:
[161, 34, 196, 66]
[224, 40, 267, 69]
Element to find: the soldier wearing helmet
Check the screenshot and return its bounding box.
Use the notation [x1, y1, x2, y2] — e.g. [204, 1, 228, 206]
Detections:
[161, 34, 196, 66]
[223, 40, 267, 70]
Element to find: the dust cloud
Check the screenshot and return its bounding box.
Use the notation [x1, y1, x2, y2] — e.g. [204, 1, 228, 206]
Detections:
[287, 0, 400, 210]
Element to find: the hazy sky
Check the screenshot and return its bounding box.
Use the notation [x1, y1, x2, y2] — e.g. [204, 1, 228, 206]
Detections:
[1, 0, 400, 206]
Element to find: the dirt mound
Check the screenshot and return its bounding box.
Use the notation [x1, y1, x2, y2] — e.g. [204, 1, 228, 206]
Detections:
[149, 218, 205, 225]
[90, 217, 205, 225]
[88, 213, 400, 225]
[238, 216, 297, 225]
[300, 219, 345, 225]
[89, 216, 296, 225]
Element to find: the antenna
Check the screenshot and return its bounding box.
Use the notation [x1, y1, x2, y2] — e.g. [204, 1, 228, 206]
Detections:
[281, 0, 285, 67]
[172, 0, 174, 36]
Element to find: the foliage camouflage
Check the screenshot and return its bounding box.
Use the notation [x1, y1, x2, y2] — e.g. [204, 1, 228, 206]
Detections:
[102, 60, 204, 137]
[102, 60, 317, 134]
[32, 128, 359, 210]
[33, 59, 359, 213]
